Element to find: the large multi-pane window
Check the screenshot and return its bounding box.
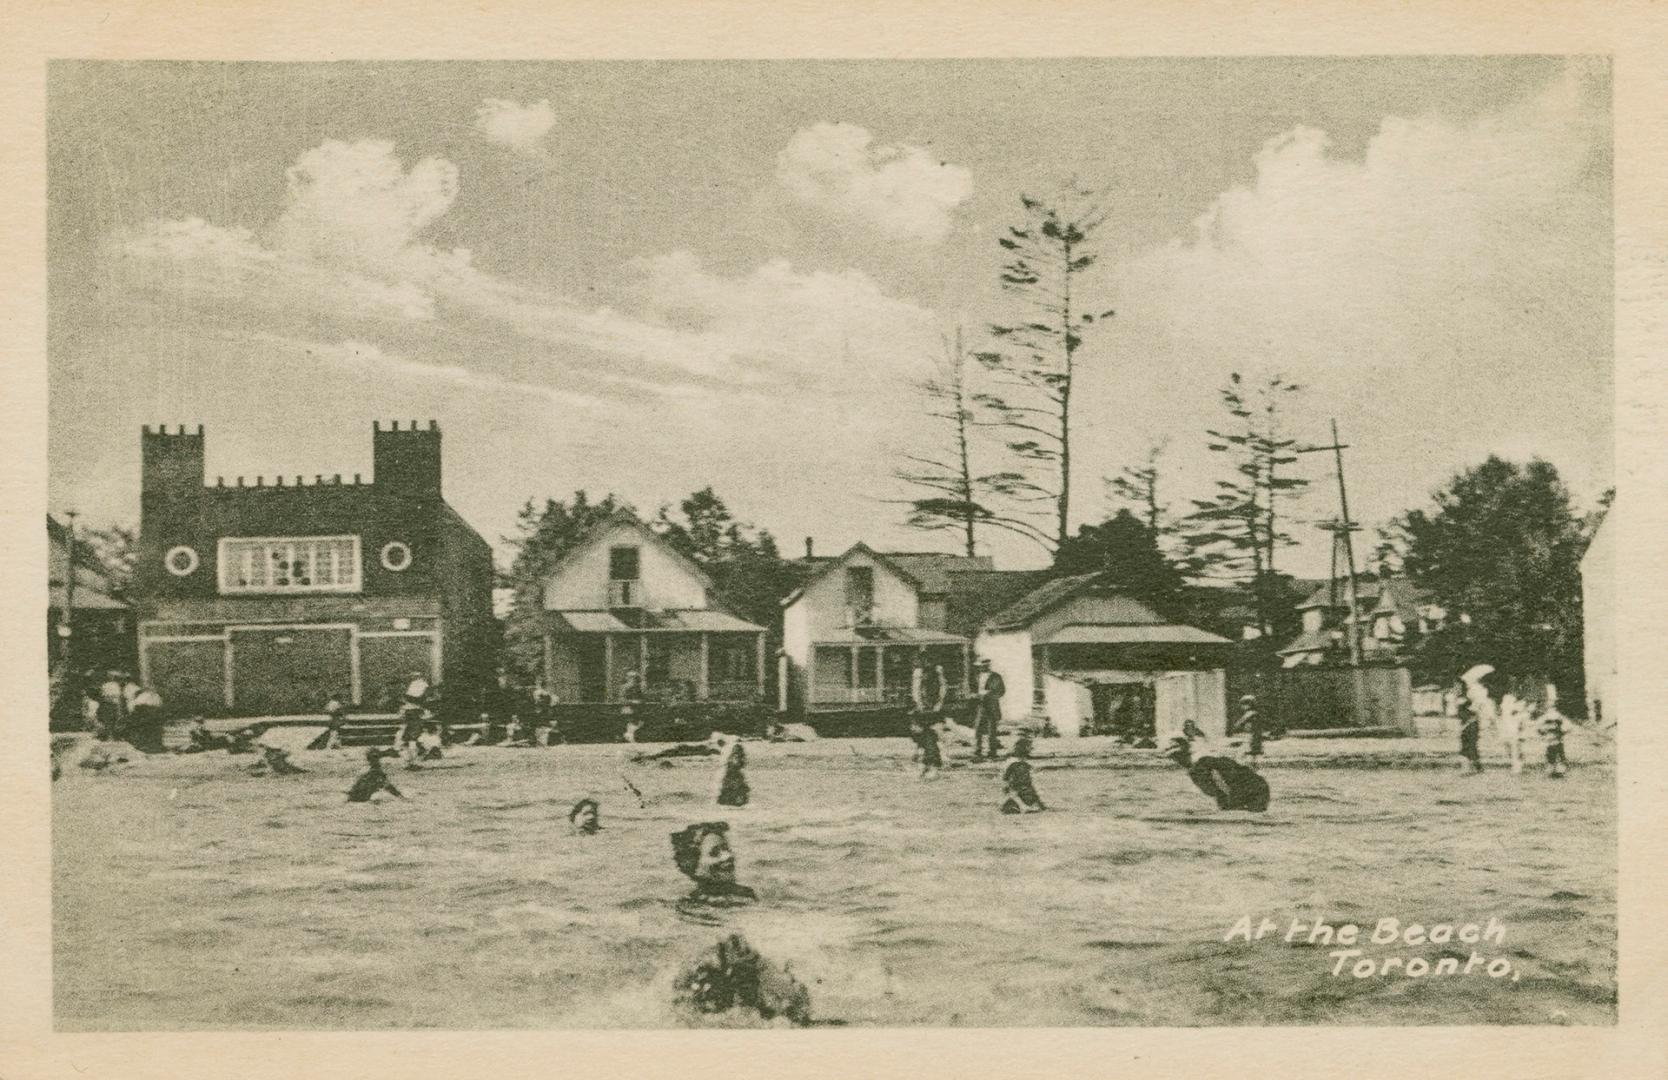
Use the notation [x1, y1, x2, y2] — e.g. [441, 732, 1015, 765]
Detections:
[218, 536, 361, 594]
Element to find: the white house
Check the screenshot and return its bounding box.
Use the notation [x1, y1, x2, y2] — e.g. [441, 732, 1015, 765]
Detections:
[539, 510, 765, 703]
[778, 543, 985, 713]
[973, 573, 1234, 739]
[1582, 502, 1614, 725]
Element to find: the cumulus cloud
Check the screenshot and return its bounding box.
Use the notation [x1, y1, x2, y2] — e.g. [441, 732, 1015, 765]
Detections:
[1114, 64, 1606, 380]
[474, 97, 556, 154]
[627, 250, 938, 384]
[107, 138, 938, 402]
[775, 122, 972, 244]
[1077, 62, 1611, 544]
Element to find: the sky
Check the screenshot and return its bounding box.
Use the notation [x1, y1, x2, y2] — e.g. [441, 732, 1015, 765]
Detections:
[46, 57, 1613, 576]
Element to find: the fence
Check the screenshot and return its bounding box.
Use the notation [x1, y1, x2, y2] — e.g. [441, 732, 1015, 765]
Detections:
[1231, 665, 1415, 734]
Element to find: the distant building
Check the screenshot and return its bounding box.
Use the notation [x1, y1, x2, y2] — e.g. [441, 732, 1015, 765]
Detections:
[538, 509, 766, 704]
[134, 422, 496, 717]
[1277, 575, 1441, 668]
[48, 514, 133, 678]
[1582, 503, 1614, 725]
[778, 543, 990, 713]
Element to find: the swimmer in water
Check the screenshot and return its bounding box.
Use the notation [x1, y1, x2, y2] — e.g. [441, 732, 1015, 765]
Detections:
[249, 743, 307, 776]
[347, 748, 405, 802]
[569, 797, 601, 834]
[999, 734, 1046, 813]
[713, 736, 750, 807]
[1164, 735, 1270, 812]
[671, 821, 757, 903]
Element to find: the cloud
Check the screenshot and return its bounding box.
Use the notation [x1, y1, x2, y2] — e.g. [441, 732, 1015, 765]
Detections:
[775, 122, 972, 244]
[106, 138, 939, 403]
[474, 98, 556, 155]
[1075, 61, 1611, 545]
[626, 250, 939, 385]
[274, 336, 597, 408]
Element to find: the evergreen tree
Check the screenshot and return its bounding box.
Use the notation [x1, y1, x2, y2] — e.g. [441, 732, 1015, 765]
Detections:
[1053, 509, 1186, 615]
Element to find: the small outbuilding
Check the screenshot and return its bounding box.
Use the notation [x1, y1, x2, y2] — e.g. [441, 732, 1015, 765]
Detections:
[972, 573, 1234, 740]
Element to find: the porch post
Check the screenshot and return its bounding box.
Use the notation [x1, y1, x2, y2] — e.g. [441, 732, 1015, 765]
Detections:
[602, 634, 614, 703]
[850, 645, 859, 703]
[698, 632, 710, 700]
[639, 634, 648, 691]
[755, 633, 765, 700]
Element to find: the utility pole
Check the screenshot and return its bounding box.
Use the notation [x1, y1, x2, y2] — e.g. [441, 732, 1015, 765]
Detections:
[61, 509, 78, 669]
[1297, 421, 1362, 665]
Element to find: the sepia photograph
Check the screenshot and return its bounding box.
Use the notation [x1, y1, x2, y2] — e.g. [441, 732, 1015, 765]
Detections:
[38, 51, 1622, 1037]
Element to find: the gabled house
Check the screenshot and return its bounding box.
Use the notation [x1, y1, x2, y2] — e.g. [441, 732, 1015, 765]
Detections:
[778, 543, 990, 713]
[1277, 575, 1441, 668]
[539, 509, 766, 704]
[972, 573, 1234, 739]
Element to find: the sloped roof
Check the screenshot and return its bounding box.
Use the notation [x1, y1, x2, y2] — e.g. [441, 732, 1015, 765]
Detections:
[1044, 623, 1230, 645]
[812, 625, 968, 646]
[47, 516, 127, 610]
[542, 509, 716, 594]
[942, 569, 1054, 638]
[883, 552, 994, 594]
[981, 572, 1105, 631]
[780, 542, 924, 607]
[1297, 575, 1430, 621]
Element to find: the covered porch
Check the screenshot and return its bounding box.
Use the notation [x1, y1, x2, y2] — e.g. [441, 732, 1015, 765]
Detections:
[805, 626, 970, 710]
[543, 609, 766, 704]
[1030, 623, 1234, 738]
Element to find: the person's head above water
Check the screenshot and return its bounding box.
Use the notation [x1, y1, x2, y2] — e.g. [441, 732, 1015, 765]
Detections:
[1010, 734, 1034, 759]
[569, 798, 601, 833]
[1163, 735, 1194, 766]
[671, 821, 736, 885]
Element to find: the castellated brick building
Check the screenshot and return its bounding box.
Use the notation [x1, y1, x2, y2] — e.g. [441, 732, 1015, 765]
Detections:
[134, 421, 496, 718]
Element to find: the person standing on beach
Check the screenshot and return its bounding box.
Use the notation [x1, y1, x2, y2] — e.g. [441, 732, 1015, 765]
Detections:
[1237, 694, 1265, 759]
[971, 659, 1005, 760]
[714, 736, 750, 807]
[1537, 683, 1571, 779]
[1454, 679, 1484, 773]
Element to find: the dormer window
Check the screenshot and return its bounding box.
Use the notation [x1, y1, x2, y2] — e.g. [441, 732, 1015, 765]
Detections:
[845, 566, 875, 624]
[608, 545, 642, 608]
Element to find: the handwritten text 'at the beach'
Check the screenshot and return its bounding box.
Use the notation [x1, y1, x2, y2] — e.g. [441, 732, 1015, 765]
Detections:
[1224, 916, 1520, 981]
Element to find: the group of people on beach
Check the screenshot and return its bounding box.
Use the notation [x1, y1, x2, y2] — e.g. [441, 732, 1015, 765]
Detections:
[1454, 664, 1571, 777]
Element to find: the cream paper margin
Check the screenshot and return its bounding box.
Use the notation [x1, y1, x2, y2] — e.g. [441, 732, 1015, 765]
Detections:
[0, 3, 1662, 1078]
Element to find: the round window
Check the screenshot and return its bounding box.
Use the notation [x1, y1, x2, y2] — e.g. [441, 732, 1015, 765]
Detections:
[164, 545, 199, 577]
[380, 541, 413, 572]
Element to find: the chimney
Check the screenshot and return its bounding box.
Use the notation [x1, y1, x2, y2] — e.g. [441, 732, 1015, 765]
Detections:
[804, 537, 814, 560]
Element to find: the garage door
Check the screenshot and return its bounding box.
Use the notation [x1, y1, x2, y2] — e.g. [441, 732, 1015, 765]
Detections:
[358, 634, 435, 711]
[230, 626, 353, 716]
[145, 638, 228, 715]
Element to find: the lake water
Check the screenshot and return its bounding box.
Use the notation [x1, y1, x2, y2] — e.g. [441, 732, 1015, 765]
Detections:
[53, 738, 1616, 1029]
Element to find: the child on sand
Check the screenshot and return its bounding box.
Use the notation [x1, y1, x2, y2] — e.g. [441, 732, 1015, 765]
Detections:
[999, 735, 1046, 813]
[1538, 683, 1571, 779]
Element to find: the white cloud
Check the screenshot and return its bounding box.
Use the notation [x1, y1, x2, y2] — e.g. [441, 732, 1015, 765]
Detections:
[474, 98, 556, 155]
[627, 250, 938, 384]
[1075, 62, 1610, 550]
[776, 122, 972, 244]
[107, 138, 940, 402]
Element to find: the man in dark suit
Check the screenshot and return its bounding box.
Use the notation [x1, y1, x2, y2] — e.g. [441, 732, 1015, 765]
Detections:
[972, 658, 1005, 760]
